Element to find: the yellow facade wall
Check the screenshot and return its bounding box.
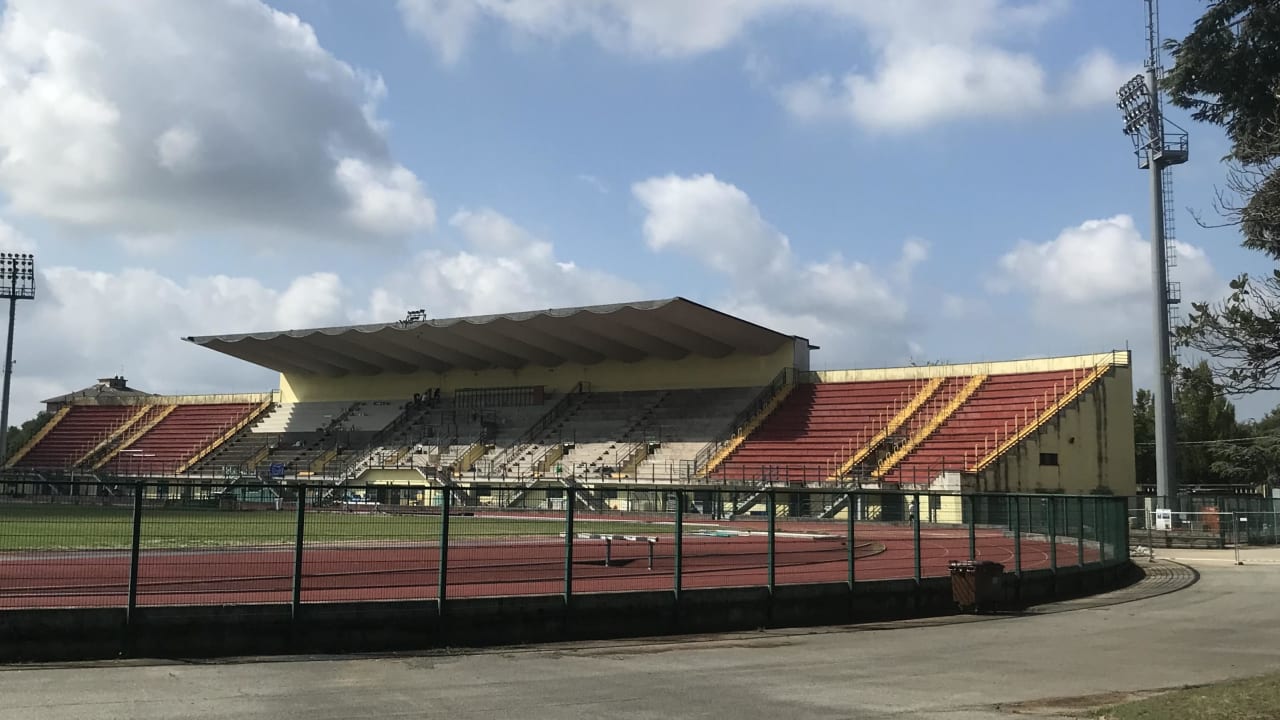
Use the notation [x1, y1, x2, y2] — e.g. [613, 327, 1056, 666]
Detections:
[812, 351, 1127, 383]
[360, 468, 426, 485]
[279, 343, 797, 403]
[976, 364, 1135, 495]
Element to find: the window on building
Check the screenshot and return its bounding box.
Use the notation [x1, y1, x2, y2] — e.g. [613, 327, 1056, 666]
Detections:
[1039, 452, 1059, 467]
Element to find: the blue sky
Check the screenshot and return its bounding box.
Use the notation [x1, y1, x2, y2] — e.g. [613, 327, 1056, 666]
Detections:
[0, 0, 1275, 422]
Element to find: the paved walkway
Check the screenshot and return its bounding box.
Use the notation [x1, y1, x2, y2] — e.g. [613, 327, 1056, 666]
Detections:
[1, 556, 1269, 720]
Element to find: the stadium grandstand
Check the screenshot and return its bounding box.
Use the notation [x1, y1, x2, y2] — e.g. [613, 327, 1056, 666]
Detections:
[4, 298, 1135, 512]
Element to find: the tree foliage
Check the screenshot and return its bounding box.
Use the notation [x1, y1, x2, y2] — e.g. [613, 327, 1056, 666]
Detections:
[1134, 388, 1156, 488]
[1134, 361, 1280, 488]
[1176, 362, 1240, 482]
[4, 411, 53, 463]
[1165, 0, 1280, 393]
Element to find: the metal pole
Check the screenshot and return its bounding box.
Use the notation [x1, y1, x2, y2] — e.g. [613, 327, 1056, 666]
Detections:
[1122, 499, 1132, 561]
[438, 485, 450, 610]
[1095, 499, 1105, 563]
[1048, 497, 1058, 574]
[846, 492, 855, 588]
[1148, 67, 1178, 505]
[766, 490, 776, 595]
[1013, 495, 1022, 578]
[674, 489, 684, 602]
[912, 493, 921, 584]
[1078, 496, 1086, 568]
[0, 297, 16, 464]
[967, 495, 976, 561]
[564, 487, 575, 606]
[292, 484, 306, 619]
[127, 482, 143, 623]
[1148, 505, 1155, 562]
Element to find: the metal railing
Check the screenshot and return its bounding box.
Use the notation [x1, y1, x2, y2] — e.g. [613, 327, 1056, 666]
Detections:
[0, 480, 1129, 614]
[691, 368, 796, 475]
[1129, 495, 1280, 554]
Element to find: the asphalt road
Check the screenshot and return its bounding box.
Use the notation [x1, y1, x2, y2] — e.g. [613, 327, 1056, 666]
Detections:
[2, 556, 1276, 720]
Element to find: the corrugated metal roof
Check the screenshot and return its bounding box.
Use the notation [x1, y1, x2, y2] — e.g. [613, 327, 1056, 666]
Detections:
[185, 297, 805, 377]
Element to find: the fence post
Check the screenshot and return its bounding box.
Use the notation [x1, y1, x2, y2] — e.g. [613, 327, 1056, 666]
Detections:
[1077, 496, 1086, 567]
[1122, 499, 1132, 561]
[126, 482, 143, 625]
[967, 495, 976, 561]
[674, 489, 684, 603]
[912, 493, 922, 585]
[564, 487, 575, 608]
[1095, 499, 1104, 563]
[846, 492, 855, 589]
[1147, 504, 1155, 561]
[1012, 495, 1022, 579]
[766, 490, 776, 596]
[438, 484, 451, 613]
[292, 484, 306, 621]
[1048, 496, 1057, 574]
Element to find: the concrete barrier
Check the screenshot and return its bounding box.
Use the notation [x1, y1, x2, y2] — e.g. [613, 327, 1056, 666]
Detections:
[0, 561, 1137, 663]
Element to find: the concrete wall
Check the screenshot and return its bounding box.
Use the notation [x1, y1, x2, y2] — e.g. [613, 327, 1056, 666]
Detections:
[977, 364, 1136, 495]
[279, 344, 799, 403]
[0, 560, 1137, 663]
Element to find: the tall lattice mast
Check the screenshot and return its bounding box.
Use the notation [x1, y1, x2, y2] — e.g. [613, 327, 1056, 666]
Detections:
[1116, 0, 1188, 501]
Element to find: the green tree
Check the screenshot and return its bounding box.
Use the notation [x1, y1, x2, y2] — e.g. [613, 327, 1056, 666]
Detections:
[1134, 388, 1156, 488]
[1134, 362, 1248, 487]
[1165, 0, 1280, 393]
[4, 411, 54, 463]
[1207, 412, 1280, 489]
[1255, 404, 1280, 434]
[1176, 362, 1240, 483]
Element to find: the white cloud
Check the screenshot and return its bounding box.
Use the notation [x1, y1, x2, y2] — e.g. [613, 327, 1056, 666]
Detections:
[940, 293, 976, 319]
[398, 0, 482, 65]
[399, 0, 1066, 61]
[362, 207, 644, 321]
[632, 172, 922, 363]
[784, 44, 1049, 131]
[634, 173, 790, 278]
[399, 0, 789, 61]
[334, 159, 437, 236]
[155, 126, 202, 174]
[115, 233, 180, 257]
[274, 273, 349, 329]
[0, 0, 434, 241]
[399, 0, 1130, 130]
[775, 42, 1137, 132]
[1, 203, 647, 421]
[988, 214, 1220, 345]
[12, 266, 303, 422]
[576, 174, 610, 194]
[0, 219, 35, 254]
[1063, 48, 1138, 108]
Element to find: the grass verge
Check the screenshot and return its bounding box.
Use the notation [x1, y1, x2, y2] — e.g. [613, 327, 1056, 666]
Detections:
[0, 503, 680, 551]
[1092, 673, 1280, 719]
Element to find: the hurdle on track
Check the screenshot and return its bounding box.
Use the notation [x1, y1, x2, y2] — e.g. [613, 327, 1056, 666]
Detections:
[562, 533, 659, 570]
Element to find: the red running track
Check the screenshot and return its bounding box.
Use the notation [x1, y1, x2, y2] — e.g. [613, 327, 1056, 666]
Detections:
[0, 527, 1101, 609]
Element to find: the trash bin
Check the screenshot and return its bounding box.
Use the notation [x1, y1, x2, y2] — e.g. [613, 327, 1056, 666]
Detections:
[949, 560, 1004, 614]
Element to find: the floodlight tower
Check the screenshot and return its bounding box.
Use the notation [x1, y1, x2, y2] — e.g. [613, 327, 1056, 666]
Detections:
[1116, 0, 1188, 503]
[0, 253, 35, 465]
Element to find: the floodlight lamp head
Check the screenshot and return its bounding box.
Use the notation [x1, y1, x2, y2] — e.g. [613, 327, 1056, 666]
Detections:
[1122, 105, 1150, 136]
[0, 253, 35, 300]
[1117, 74, 1148, 105]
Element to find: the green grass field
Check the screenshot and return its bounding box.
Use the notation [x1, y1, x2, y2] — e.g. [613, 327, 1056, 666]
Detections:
[0, 503, 678, 551]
